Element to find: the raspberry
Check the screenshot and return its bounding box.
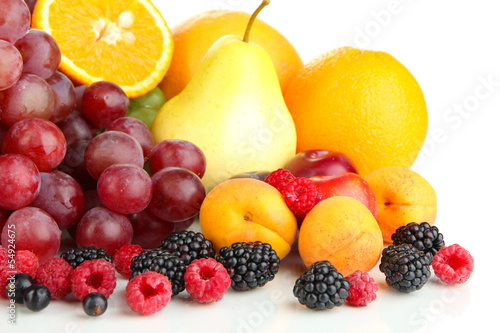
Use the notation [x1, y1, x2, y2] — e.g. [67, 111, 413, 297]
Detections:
[184, 258, 231, 303]
[114, 244, 143, 279]
[0, 250, 38, 299]
[282, 177, 318, 217]
[432, 244, 474, 284]
[36, 258, 74, 299]
[345, 270, 378, 306]
[265, 169, 295, 194]
[126, 271, 172, 315]
[0, 246, 8, 265]
[0, 264, 15, 299]
[71, 259, 117, 300]
[15, 250, 39, 278]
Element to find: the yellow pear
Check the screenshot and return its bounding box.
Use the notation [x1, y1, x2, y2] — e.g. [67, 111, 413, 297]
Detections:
[151, 0, 297, 191]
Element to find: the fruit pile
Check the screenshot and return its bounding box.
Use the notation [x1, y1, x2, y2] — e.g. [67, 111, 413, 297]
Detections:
[0, 0, 475, 319]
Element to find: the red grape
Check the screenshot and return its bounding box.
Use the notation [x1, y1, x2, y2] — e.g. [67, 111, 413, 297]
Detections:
[23, 0, 37, 13]
[2, 118, 67, 171]
[76, 206, 133, 255]
[172, 217, 196, 232]
[14, 28, 61, 79]
[148, 167, 205, 222]
[81, 81, 129, 128]
[128, 209, 175, 249]
[97, 164, 152, 215]
[29, 170, 85, 230]
[57, 140, 97, 191]
[84, 131, 144, 180]
[84, 189, 103, 212]
[0, 0, 30, 43]
[1, 207, 61, 262]
[105, 117, 154, 157]
[57, 111, 96, 145]
[0, 208, 7, 232]
[149, 139, 206, 178]
[0, 39, 23, 91]
[0, 120, 9, 146]
[0, 73, 54, 126]
[74, 85, 87, 112]
[0, 153, 40, 210]
[46, 71, 77, 123]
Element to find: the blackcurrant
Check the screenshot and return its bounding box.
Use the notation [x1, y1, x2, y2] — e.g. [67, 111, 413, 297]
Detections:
[6, 273, 35, 304]
[82, 292, 108, 316]
[23, 285, 51, 312]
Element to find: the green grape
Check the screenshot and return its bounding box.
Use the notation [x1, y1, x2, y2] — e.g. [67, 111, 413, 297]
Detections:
[125, 106, 158, 128]
[129, 87, 166, 110]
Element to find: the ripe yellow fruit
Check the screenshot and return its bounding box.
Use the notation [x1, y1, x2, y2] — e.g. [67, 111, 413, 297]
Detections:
[159, 9, 302, 100]
[199, 178, 297, 259]
[298, 196, 383, 276]
[32, 0, 174, 98]
[365, 166, 437, 242]
[285, 46, 427, 177]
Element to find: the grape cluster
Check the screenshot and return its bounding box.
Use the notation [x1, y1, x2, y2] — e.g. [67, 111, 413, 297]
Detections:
[0, 0, 207, 261]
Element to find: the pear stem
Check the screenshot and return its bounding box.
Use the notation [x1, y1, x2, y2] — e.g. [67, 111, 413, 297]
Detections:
[243, 0, 270, 43]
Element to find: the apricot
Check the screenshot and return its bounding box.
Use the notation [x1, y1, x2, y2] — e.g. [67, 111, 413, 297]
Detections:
[298, 196, 383, 276]
[365, 166, 437, 243]
[199, 178, 297, 259]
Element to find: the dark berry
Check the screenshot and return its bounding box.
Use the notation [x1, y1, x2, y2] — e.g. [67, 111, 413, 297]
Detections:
[216, 241, 280, 291]
[60, 245, 113, 269]
[6, 273, 35, 304]
[392, 222, 445, 257]
[130, 248, 186, 296]
[82, 292, 108, 316]
[159, 230, 215, 265]
[293, 261, 349, 310]
[23, 284, 51, 312]
[379, 244, 431, 293]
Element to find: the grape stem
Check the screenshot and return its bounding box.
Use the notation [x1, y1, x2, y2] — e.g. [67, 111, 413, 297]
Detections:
[242, 0, 271, 43]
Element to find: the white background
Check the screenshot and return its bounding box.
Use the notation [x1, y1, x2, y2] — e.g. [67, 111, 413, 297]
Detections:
[5, 0, 500, 332]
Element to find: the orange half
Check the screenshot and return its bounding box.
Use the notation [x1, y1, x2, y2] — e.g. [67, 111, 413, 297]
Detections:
[32, 0, 173, 98]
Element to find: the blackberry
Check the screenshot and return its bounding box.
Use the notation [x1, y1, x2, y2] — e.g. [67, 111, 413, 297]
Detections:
[216, 241, 280, 291]
[130, 248, 186, 296]
[159, 230, 215, 265]
[60, 246, 113, 269]
[379, 244, 431, 293]
[392, 222, 445, 257]
[293, 261, 349, 310]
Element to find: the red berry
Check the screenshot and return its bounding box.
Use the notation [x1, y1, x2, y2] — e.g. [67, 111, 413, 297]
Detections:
[114, 244, 143, 279]
[36, 257, 73, 299]
[71, 259, 117, 300]
[14, 250, 39, 278]
[432, 244, 474, 284]
[0, 246, 8, 265]
[126, 271, 172, 315]
[1, 248, 41, 298]
[345, 270, 378, 306]
[265, 169, 295, 194]
[184, 258, 231, 303]
[0, 264, 14, 298]
[282, 177, 318, 217]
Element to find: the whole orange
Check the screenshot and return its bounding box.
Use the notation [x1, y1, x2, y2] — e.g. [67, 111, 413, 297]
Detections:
[284, 46, 427, 177]
[159, 9, 302, 100]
